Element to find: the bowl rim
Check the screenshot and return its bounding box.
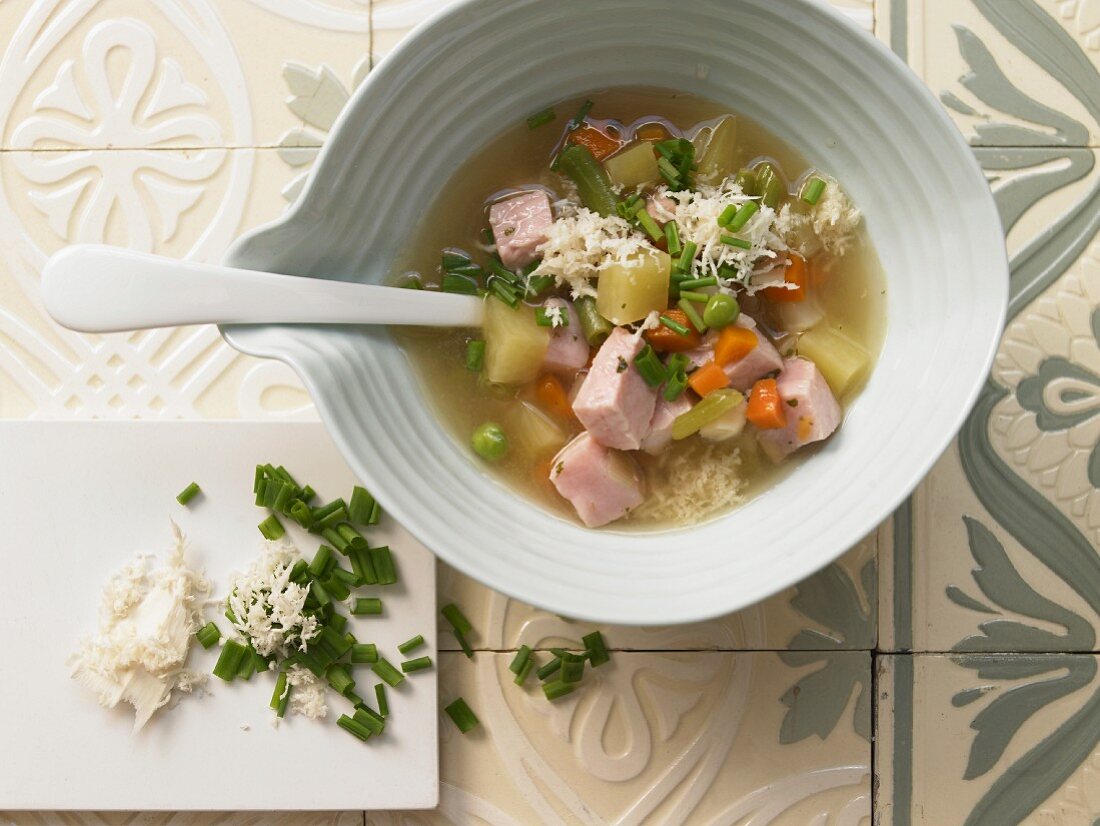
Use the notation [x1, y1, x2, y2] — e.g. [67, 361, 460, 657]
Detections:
[222, 0, 1008, 624]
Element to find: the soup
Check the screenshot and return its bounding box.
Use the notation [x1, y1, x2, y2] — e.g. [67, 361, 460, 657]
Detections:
[394, 89, 885, 529]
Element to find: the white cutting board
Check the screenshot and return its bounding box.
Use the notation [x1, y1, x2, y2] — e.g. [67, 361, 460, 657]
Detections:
[0, 421, 438, 810]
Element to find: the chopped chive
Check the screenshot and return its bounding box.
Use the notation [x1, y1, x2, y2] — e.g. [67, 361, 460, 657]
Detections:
[441, 250, 472, 270]
[717, 203, 739, 227]
[288, 500, 314, 529]
[351, 643, 378, 664]
[726, 201, 759, 232]
[527, 107, 556, 129]
[353, 706, 385, 735]
[195, 621, 221, 650]
[375, 683, 389, 716]
[318, 626, 352, 661]
[677, 241, 698, 271]
[320, 526, 349, 555]
[347, 486, 375, 524]
[344, 690, 363, 708]
[656, 155, 681, 184]
[441, 604, 472, 635]
[322, 574, 350, 601]
[583, 631, 610, 666]
[337, 714, 372, 742]
[252, 465, 265, 493]
[310, 578, 332, 608]
[211, 642, 246, 681]
[664, 221, 682, 256]
[370, 546, 397, 585]
[254, 479, 267, 507]
[299, 485, 316, 504]
[509, 645, 533, 675]
[801, 176, 827, 205]
[270, 671, 290, 717]
[398, 635, 425, 655]
[721, 235, 752, 249]
[367, 499, 382, 525]
[258, 514, 285, 540]
[297, 650, 325, 678]
[401, 656, 433, 673]
[272, 482, 295, 513]
[349, 547, 378, 586]
[633, 344, 667, 387]
[466, 340, 486, 372]
[444, 698, 479, 733]
[311, 499, 346, 524]
[288, 559, 310, 584]
[331, 566, 358, 586]
[327, 664, 356, 696]
[441, 273, 479, 295]
[659, 314, 691, 336]
[372, 657, 405, 687]
[351, 597, 383, 616]
[175, 482, 201, 506]
[664, 371, 689, 401]
[536, 656, 563, 681]
[488, 277, 521, 308]
[335, 523, 368, 552]
[534, 307, 554, 327]
[633, 203, 663, 242]
[454, 630, 474, 659]
[515, 657, 535, 685]
[679, 276, 718, 290]
[329, 612, 348, 633]
[309, 544, 334, 577]
[237, 645, 257, 680]
[678, 298, 707, 334]
[543, 681, 576, 701]
[560, 657, 585, 683]
[569, 98, 593, 130]
[678, 290, 711, 303]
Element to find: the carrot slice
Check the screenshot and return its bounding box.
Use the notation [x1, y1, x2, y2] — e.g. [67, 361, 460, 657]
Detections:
[534, 374, 574, 421]
[746, 378, 787, 429]
[645, 309, 701, 353]
[569, 124, 622, 162]
[714, 326, 758, 366]
[763, 254, 808, 303]
[688, 361, 731, 398]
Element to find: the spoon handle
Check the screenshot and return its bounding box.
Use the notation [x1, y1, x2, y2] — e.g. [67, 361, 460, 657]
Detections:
[41, 245, 485, 333]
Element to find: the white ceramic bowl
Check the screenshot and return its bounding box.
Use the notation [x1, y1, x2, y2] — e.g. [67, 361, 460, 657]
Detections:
[223, 0, 1007, 624]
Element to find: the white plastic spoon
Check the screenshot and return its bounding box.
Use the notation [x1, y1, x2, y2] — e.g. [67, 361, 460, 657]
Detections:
[41, 245, 486, 333]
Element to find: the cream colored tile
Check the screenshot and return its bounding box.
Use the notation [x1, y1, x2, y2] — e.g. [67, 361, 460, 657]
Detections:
[437, 528, 878, 653]
[0, 147, 313, 419]
[884, 653, 1100, 825]
[900, 0, 1100, 146]
[373, 651, 870, 824]
[0, 0, 371, 150]
[883, 212, 1100, 652]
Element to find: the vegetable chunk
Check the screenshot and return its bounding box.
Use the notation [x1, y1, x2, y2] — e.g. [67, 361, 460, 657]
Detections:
[596, 249, 671, 325]
[484, 299, 549, 385]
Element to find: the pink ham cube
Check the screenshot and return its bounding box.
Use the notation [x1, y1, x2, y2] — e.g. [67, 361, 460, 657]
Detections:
[572, 328, 658, 450]
[757, 358, 842, 461]
[550, 432, 645, 527]
[723, 317, 783, 391]
[489, 191, 554, 270]
[640, 394, 693, 455]
[542, 298, 589, 375]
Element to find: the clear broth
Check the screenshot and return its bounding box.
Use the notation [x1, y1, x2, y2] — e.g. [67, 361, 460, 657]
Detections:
[393, 88, 887, 528]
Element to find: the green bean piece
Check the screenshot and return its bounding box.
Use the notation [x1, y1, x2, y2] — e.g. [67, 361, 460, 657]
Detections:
[556, 145, 617, 217]
[575, 296, 613, 346]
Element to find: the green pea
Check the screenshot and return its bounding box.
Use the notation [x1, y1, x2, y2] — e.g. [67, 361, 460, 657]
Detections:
[703, 293, 740, 329]
[472, 422, 508, 461]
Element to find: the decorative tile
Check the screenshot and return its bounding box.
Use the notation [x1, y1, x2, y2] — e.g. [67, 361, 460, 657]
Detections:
[373, 651, 870, 825]
[894, 0, 1100, 146]
[0, 0, 372, 151]
[0, 146, 314, 419]
[878, 653, 1100, 825]
[438, 527, 880, 654]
